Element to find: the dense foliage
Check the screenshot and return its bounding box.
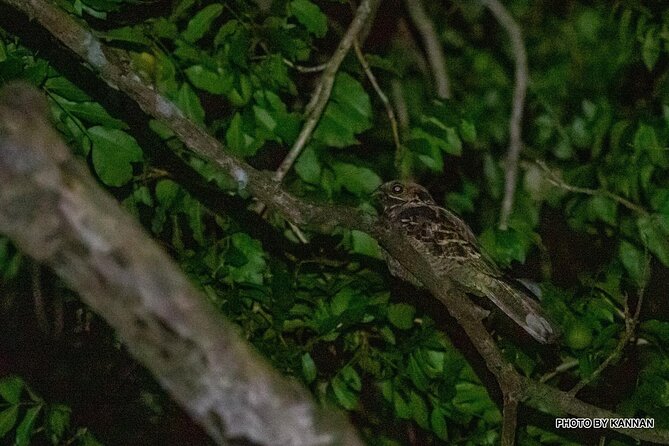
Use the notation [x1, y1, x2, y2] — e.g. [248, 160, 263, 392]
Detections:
[1, 0, 669, 444]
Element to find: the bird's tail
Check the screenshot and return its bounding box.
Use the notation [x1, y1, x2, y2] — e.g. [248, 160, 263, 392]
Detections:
[483, 278, 559, 344]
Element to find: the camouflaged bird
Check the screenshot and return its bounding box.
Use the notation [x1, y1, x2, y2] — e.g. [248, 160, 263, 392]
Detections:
[374, 180, 559, 344]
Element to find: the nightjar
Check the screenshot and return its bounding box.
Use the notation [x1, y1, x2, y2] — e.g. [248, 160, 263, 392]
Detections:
[374, 180, 559, 344]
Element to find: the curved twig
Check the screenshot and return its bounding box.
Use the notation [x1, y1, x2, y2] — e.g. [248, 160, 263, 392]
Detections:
[482, 0, 528, 230]
[532, 160, 649, 215]
[403, 0, 451, 99]
[353, 40, 401, 154]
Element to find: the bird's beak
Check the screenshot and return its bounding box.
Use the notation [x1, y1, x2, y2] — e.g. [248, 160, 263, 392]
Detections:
[371, 184, 383, 199]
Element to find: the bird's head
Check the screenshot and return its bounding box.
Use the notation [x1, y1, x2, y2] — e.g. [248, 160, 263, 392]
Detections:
[372, 180, 436, 213]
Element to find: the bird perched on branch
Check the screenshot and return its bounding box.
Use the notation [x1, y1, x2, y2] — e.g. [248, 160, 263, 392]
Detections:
[373, 180, 559, 344]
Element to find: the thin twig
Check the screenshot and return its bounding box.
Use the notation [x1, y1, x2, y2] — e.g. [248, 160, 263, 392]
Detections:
[539, 358, 579, 383]
[353, 40, 401, 153]
[403, 0, 451, 99]
[533, 160, 649, 215]
[390, 79, 411, 179]
[282, 58, 327, 74]
[482, 0, 529, 230]
[568, 250, 650, 396]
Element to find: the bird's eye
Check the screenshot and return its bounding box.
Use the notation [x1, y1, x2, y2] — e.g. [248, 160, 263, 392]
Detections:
[391, 184, 404, 194]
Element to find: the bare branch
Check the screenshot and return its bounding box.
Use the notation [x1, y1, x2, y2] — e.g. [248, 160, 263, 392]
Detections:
[403, 0, 451, 99]
[482, 0, 529, 230]
[0, 82, 364, 446]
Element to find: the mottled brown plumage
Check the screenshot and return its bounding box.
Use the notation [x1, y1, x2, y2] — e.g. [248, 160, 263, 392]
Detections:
[374, 180, 559, 343]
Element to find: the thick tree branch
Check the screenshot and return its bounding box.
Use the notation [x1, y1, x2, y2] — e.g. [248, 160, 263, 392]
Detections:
[403, 0, 451, 99]
[482, 0, 528, 230]
[0, 83, 364, 446]
[3, 1, 669, 444]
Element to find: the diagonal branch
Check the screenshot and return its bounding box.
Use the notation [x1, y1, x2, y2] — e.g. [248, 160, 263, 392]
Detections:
[3, 1, 669, 444]
[0, 82, 364, 446]
[481, 0, 529, 230]
[403, 0, 451, 99]
[353, 40, 401, 154]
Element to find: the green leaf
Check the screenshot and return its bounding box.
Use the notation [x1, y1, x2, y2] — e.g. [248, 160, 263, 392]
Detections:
[225, 111, 263, 157]
[295, 146, 321, 184]
[45, 76, 90, 102]
[407, 355, 428, 390]
[331, 162, 381, 196]
[619, 241, 648, 285]
[289, 0, 328, 38]
[226, 233, 267, 285]
[641, 320, 669, 344]
[479, 227, 530, 267]
[175, 83, 205, 124]
[331, 287, 355, 316]
[100, 25, 151, 45]
[185, 65, 232, 94]
[588, 195, 617, 225]
[15, 405, 41, 446]
[409, 392, 429, 429]
[0, 376, 23, 404]
[253, 90, 301, 144]
[182, 4, 223, 43]
[78, 429, 104, 446]
[331, 375, 358, 410]
[301, 353, 317, 383]
[340, 366, 362, 391]
[430, 408, 448, 440]
[453, 382, 495, 416]
[46, 404, 71, 444]
[227, 73, 253, 107]
[350, 230, 381, 258]
[642, 28, 661, 70]
[637, 214, 669, 266]
[442, 127, 463, 155]
[313, 73, 372, 147]
[52, 95, 125, 128]
[634, 123, 666, 167]
[460, 119, 477, 143]
[393, 391, 411, 419]
[89, 127, 143, 187]
[225, 112, 246, 153]
[0, 406, 18, 438]
[387, 303, 415, 330]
